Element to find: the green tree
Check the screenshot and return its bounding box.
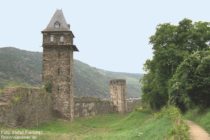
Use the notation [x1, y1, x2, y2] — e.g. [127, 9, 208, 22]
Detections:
[142, 19, 210, 110]
[169, 51, 210, 111]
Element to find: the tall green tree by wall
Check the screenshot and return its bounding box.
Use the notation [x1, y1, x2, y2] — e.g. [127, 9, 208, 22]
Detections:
[141, 19, 210, 110]
[169, 51, 210, 111]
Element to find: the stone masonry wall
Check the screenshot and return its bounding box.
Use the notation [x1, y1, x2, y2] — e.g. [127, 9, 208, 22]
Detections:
[74, 97, 140, 117]
[126, 99, 141, 112]
[74, 97, 115, 118]
[0, 87, 139, 127]
[43, 46, 74, 119]
[0, 87, 53, 127]
[110, 79, 127, 113]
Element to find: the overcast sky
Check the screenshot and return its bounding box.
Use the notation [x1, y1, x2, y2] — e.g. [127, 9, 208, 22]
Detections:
[0, 0, 210, 73]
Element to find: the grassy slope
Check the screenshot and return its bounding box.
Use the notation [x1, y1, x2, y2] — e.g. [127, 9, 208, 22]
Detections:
[0, 47, 142, 98]
[1, 107, 189, 140]
[21, 111, 174, 140]
[185, 109, 210, 133]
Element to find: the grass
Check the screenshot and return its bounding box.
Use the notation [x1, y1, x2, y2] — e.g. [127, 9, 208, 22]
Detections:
[185, 108, 210, 133]
[1, 108, 188, 140]
[33, 112, 158, 140]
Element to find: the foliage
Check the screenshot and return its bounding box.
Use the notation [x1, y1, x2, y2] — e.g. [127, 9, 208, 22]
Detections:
[44, 81, 52, 93]
[155, 106, 189, 140]
[141, 18, 210, 110]
[0, 47, 42, 87]
[4, 81, 33, 88]
[11, 96, 21, 104]
[169, 51, 210, 111]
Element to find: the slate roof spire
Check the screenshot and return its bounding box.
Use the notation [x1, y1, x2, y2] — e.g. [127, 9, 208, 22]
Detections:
[43, 9, 70, 31]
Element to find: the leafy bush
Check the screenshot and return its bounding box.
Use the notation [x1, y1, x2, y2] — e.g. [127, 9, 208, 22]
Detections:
[169, 51, 210, 111]
[11, 96, 21, 104]
[141, 19, 210, 110]
[155, 106, 189, 140]
[44, 81, 52, 93]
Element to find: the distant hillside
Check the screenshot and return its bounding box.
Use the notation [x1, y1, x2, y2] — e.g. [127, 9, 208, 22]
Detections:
[0, 47, 142, 98]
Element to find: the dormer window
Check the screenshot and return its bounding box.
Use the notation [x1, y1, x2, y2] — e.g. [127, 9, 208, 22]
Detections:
[50, 35, 54, 42]
[60, 36, 64, 42]
[54, 21, 60, 29]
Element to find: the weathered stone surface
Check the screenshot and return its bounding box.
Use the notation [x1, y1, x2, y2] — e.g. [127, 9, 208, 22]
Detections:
[0, 87, 53, 127]
[110, 79, 127, 113]
[42, 10, 78, 120]
[74, 97, 114, 118]
[0, 87, 139, 127]
[126, 99, 141, 112]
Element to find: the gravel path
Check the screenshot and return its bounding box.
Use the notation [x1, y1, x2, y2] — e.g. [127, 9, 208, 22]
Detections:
[186, 120, 210, 140]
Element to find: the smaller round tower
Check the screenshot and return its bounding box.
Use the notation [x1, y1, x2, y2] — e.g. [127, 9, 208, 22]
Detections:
[110, 79, 127, 113]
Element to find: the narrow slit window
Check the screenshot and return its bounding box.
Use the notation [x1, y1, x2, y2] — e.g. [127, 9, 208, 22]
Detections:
[58, 68, 60, 75]
[57, 86, 60, 94]
[58, 51, 61, 58]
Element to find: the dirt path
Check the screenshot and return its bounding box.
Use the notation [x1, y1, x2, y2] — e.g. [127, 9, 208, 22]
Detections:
[186, 120, 210, 140]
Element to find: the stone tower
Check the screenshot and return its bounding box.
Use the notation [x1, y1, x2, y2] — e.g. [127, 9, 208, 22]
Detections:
[42, 10, 78, 119]
[110, 79, 127, 113]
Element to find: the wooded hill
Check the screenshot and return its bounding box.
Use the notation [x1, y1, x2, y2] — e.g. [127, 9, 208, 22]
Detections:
[0, 47, 142, 98]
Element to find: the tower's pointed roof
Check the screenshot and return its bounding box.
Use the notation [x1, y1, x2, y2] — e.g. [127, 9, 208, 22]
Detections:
[43, 10, 70, 31]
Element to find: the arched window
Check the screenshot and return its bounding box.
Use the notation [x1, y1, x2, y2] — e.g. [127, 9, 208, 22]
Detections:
[60, 36, 64, 42]
[54, 21, 60, 29]
[50, 35, 54, 42]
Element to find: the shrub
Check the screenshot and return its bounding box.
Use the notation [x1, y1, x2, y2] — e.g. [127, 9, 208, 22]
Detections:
[44, 81, 52, 93]
[155, 106, 189, 140]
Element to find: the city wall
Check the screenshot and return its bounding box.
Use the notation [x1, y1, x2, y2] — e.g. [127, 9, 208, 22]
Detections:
[0, 87, 140, 127]
[0, 87, 53, 127]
